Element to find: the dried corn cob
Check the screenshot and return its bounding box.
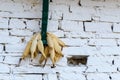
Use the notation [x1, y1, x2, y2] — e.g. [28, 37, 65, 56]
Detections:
[53, 38, 62, 53]
[54, 52, 63, 63]
[39, 46, 49, 67]
[49, 48, 55, 68]
[30, 34, 39, 60]
[47, 34, 54, 48]
[47, 32, 65, 47]
[37, 39, 46, 58]
[17, 34, 37, 66]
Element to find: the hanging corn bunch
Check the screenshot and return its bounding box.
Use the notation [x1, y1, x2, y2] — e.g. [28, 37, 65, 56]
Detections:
[18, 0, 66, 68]
[18, 32, 65, 68]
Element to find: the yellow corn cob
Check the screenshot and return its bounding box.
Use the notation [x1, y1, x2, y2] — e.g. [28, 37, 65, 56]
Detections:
[34, 48, 38, 58]
[18, 34, 37, 66]
[47, 34, 54, 48]
[37, 33, 41, 40]
[37, 39, 46, 58]
[54, 52, 63, 63]
[53, 38, 62, 53]
[21, 34, 37, 59]
[30, 34, 39, 60]
[49, 48, 55, 68]
[30, 33, 38, 41]
[21, 41, 31, 59]
[39, 46, 49, 67]
[47, 32, 65, 47]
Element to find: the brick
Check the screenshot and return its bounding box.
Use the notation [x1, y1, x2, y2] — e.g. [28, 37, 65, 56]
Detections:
[10, 29, 33, 36]
[100, 33, 120, 39]
[88, 39, 117, 46]
[51, 11, 63, 20]
[61, 20, 83, 32]
[52, 31, 64, 37]
[0, 56, 4, 62]
[14, 75, 42, 80]
[13, 66, 56, 74]
[64, 32, 95, 38]
[0, 36, 22, 44]
[50, 4, 68, 12]
[68, 0, 81, 6]
[5, 43, 25, 52]
[9, 19, 26, 29]
[0, 18, 8, 28]
[63, 46, 97, 55]
[50, 0, 68, 5]
[100, 15, 120, 22]
[79, 32, 95, 38]
[113, 56, 120, 66]
[85, 22, 112, 33]
[100, 47, 120, 55]
[47, 20, 59, 32]
[3, 56, 20, 65]
[98, 9, 120, 22]
[42, 74, 48, 80]
[86, 65, 117, 73]
[70, 6, 96, 16]
[48, 74, 57, 80]
[52, 0, 79, 6]
[0, 74, 10, 80]
[113, 23, 120, 32]
[69, 6, 95, 21]
[61, 38, 87, 46]
[57, 67, 87, 73]
[59, 73, 86, 80]
[117, 39, 120, 46]
[64, 32, 80, 38]
[56, 57, 67, 66]
[87, 73, 110, 80]
[0, 64, 10, 73]
[81, 0, 118, 8]
[0, 30, 9, 36]
[0, 1, 42, 18]
[99, 8, 120, 19]
[81, 0, 105, 7]
[0, 44, 3, 52]
[92, 16, 100, 21]
[27, 19, 40, 32]
[87, 56, 113, 66]
[110, 73, 120, 80]
[63, 47, 86, 55]
[64, 11, 91, 21]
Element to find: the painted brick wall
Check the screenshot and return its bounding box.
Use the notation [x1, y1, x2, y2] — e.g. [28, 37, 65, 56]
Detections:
[0, 0, 120, 80]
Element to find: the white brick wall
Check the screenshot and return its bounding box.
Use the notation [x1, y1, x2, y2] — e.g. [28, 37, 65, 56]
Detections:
[85, 22, 112, 33]
[0, 0, 120, 80]
[61, 20, 83, 32]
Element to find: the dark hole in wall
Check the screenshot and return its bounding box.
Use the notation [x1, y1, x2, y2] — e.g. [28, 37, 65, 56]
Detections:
[21, 38, 25, 43]
[67, 55, 88, 66]
[50, 0, 53, 2]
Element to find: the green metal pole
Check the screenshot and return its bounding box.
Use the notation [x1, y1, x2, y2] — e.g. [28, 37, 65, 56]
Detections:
[41, 0, 49, 45]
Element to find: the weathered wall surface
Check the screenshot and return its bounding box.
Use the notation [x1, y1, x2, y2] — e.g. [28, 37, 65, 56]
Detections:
[0, 0, 120, 80]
